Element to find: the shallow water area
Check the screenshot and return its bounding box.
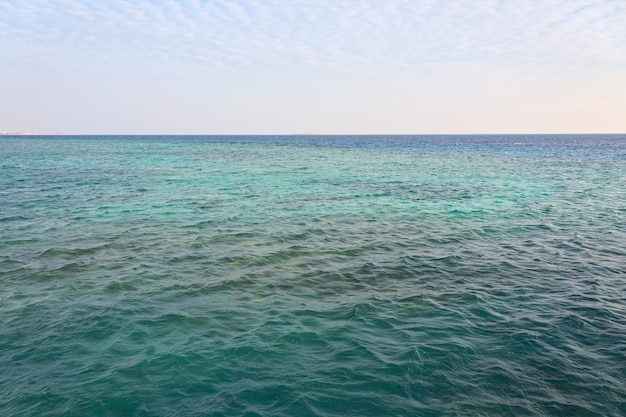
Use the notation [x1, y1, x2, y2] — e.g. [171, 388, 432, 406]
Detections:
[1, 134, 625, 416]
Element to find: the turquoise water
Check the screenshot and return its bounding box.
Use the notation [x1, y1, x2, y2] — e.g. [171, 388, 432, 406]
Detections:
[1, 135, 625, 416]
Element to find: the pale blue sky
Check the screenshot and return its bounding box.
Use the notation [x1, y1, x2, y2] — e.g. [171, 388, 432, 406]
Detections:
[1, 0, 625, 134]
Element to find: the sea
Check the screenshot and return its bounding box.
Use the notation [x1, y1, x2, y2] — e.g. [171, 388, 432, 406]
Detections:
[1, 134, 625, 416]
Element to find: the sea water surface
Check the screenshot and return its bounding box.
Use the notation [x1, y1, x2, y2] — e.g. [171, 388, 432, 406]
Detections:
[1, 135, 625, 416]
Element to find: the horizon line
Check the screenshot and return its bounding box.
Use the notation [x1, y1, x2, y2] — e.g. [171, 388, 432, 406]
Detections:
[3, 132, 626, 137]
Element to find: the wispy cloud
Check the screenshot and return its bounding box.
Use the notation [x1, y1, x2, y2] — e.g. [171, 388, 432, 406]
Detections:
[1, 0, 625, 73]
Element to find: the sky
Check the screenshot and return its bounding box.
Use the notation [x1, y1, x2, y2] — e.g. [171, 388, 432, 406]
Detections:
[1, 0, 625, 134]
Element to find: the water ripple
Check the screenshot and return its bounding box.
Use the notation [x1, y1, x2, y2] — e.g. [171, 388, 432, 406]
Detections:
[1, 135, 625, 416]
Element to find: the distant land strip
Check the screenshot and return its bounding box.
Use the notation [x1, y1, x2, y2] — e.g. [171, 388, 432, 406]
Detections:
[1, 131, 62, 135]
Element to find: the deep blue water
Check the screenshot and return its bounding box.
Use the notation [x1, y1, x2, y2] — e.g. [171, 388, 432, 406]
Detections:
[1, 134, 625, 416]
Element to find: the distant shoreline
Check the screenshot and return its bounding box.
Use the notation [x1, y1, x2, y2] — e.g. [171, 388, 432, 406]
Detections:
[1, 131, 63, 136]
